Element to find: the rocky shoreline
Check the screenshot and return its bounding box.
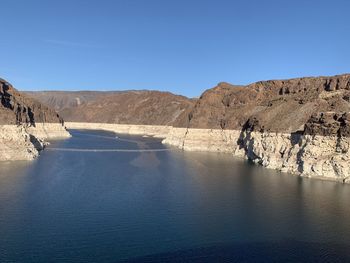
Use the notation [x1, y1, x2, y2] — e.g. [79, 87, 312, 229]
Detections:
[0, 123, 71, 161]
[65, 122, 350, 183]
[4, 74, 350, 182]
[0, 78, 71, 161]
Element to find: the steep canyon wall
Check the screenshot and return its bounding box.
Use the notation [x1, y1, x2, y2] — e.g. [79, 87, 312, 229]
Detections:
[0, 79, 70, 161]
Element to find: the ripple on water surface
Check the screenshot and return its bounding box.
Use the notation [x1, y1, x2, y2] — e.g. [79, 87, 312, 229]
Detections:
[0, 129, 350, 262]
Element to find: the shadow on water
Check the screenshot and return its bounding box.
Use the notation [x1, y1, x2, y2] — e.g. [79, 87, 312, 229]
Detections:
[124, 240, 350, 263]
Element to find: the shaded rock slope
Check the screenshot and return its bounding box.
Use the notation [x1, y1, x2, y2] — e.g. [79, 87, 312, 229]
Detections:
[0, 79, 70, 161]
[26, 90, 195, 126]
[1, 79, 64, 125]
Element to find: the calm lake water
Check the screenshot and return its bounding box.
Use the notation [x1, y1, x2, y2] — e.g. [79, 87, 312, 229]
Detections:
[1, 130, 350, 263]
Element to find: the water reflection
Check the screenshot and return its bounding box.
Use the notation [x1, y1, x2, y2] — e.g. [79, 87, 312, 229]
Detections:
[0, 130, 350, 262]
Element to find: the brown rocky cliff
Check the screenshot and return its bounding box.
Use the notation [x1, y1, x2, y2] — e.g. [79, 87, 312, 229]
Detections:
[26, 74, 350, 136]
[304, 112, 350, 137]
[187, 74, 350, 135]
[0, 79, 64, 125]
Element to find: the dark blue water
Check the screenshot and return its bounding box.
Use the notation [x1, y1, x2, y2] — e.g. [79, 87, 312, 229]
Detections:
[1, 130, 350, 263]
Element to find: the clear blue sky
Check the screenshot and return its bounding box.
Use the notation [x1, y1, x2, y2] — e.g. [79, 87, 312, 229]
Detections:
[0, 0, 349, 97]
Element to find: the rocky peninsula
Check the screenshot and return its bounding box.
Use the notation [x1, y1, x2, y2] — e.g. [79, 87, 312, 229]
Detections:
[0, 79, 70, 161]
[27, 74, 350, 182]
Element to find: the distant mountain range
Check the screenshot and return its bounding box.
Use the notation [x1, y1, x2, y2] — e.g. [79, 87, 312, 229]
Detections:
[24, 90, 195, 126]
[25, 74, 350, 136]
[2, 73, 350, 179]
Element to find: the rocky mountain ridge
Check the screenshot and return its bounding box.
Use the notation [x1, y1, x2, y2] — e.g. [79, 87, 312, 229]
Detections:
[24, 90, 126, 112]
[27, 74, 350, 137]
[25, 90, 196, 127]
[188, 74, 350, 135]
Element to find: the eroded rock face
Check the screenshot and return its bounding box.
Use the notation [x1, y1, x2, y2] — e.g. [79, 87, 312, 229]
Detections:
[188, 74, 350, 133]
[27, 74, 350, 134]
[0, 125, 44, 161]
[0, 79, 65, 125]
[0, 78, 70, 161]
[304, 112, 350, 137]
[236, 131, 350, 182]
[30, 74, 350, 181]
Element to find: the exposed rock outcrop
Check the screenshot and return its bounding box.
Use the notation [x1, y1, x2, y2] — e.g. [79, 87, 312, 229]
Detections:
[31, 74, 350, 182]
[236, 131, 350, 182]
[304, 112, 350, 137]
[0, 79, 66, 125]
[27, 74, 350, 132]
[66, 120, 350, 183]
[187, 74, 350, 132]
[0, 125, 43, 161]
[0, 79, 71, 161]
